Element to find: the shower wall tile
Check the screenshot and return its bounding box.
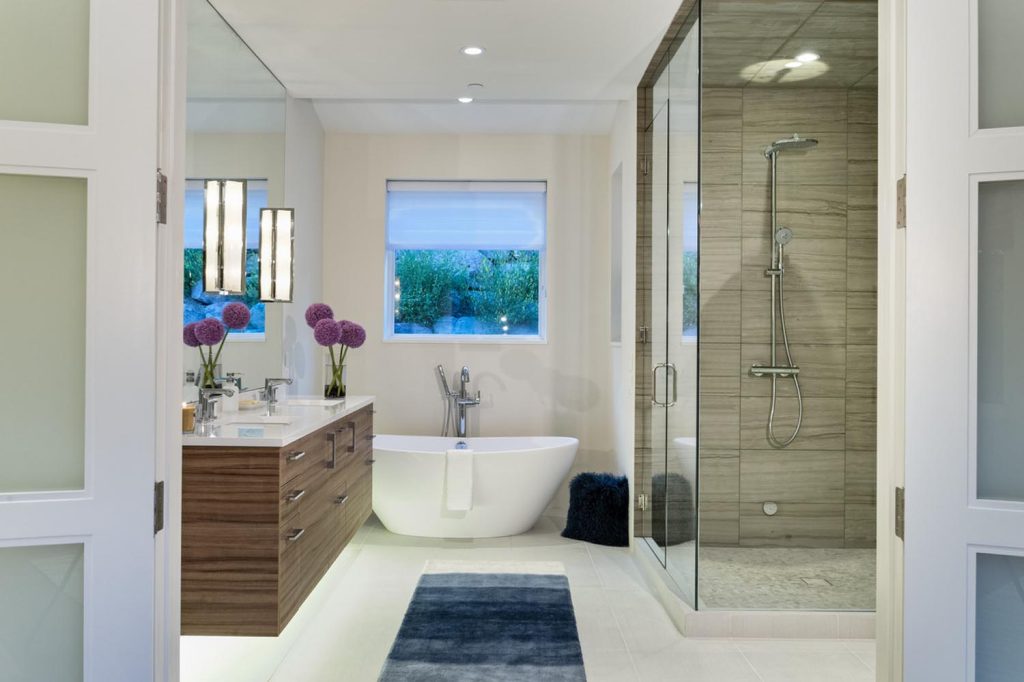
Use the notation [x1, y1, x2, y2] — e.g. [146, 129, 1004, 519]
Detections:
[845, 449, 876, 505]
[846, 292, 877, 344]
[741, 289, 848, 345]
[740, 450, 846, 503]
[845, 345, 876, 398]
[739, 503, 845, 547]
[740, 237, 847, 292]
[844, 503, 875, 548]
[701, 184, 743, 238]
[845, 395, 876, 450]
[846, 239, 877, 292]
[740, 396, 846, 451]
[694, 83, 877, 549]
[701, 238, 743, 294]
[740, 343, 847, 397]
[742, 89, 848, 132]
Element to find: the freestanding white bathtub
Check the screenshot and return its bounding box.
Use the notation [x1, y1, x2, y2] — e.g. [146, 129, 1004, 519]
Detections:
[372, 435, 579, 538]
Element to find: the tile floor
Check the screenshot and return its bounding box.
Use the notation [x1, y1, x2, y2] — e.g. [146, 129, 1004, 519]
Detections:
[181, 515, 876, 682]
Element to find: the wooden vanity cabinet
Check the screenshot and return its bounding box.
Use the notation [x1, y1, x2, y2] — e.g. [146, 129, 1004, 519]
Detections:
[182, 404, 374, 636]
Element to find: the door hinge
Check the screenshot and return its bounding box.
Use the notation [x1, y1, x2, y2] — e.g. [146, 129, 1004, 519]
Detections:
[154, 481, 165, 534]
[156, 170, 168, 225]
[896, 174, 907, 230]
[638, 325, 650, 344]
[640, 155, 649, 177]
[895, 486, 905, 540]
[637, 492, 649, 512]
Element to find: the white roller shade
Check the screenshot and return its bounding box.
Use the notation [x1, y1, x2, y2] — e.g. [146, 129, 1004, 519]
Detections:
[386, 180, 547, 250]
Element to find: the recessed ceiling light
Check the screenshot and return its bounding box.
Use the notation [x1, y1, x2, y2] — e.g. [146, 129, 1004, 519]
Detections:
[796, 52, 820, 63]
[458, 96, 474, 104]
[785, 61, 803, 69]
[461, 46, 485, 56]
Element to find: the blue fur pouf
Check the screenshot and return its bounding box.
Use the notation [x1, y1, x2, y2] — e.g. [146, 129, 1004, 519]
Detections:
[561, 473, 629, 547]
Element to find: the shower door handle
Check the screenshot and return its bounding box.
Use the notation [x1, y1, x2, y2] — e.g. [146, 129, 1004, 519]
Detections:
[651, 363, 667, 406]
[665, 363, 678, 407]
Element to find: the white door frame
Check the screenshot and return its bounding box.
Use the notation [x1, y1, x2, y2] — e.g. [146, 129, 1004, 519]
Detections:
[156, 0, 188, 680]
[877, 0, 907, 680]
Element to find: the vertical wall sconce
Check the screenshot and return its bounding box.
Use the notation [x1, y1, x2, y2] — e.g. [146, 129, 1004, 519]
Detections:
[203, 179, 247, 294]
[259, 208, 294, 302]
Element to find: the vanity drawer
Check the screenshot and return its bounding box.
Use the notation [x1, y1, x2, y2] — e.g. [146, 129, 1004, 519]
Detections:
[278, 511, 307, 629]
[280, 426, 333, 484]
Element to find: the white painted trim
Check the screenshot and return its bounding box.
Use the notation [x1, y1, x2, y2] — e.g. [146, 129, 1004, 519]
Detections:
[876, 0, 906, 679]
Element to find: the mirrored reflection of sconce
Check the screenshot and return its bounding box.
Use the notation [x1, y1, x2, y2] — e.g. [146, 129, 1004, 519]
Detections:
[203, 179, 247, 294]
[259, 208, 294, 302]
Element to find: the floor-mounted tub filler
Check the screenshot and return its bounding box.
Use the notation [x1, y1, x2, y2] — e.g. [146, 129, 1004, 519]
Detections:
[372, 435, 579, 538]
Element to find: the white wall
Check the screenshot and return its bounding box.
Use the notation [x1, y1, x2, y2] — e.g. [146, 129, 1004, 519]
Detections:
[282, 97, 326, 396]
[322, 133, 613, 518]
[608, 99, 638, 536]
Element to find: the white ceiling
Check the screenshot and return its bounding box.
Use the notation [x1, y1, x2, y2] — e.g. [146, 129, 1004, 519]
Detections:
[208, 0, 682, 134]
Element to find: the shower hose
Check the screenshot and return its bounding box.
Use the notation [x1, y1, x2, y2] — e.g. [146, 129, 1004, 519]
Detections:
[766, 259, 803, 449]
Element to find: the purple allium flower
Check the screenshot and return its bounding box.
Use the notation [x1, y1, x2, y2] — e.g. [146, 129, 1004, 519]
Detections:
[183, 322, 202, 348]
[194, 318, 226, 346]
[314, 318, 342, 346]
[222, 302, 251, 330]
[305, 303, 334, 328]
[339, 320, 366, 349]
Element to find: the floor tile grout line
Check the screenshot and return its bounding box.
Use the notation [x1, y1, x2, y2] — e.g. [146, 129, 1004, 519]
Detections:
[737, 647, 769, 682]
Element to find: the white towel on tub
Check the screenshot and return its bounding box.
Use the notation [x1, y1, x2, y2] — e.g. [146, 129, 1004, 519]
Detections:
[445, 449, 473, 511]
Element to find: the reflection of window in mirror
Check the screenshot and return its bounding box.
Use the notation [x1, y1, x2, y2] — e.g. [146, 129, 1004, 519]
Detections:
[183, 179, 268, 338]
[682, 182, 698, 341]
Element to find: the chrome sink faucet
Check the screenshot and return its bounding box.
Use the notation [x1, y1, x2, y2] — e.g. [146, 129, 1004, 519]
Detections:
[197, 386, 236, 425]
[264, 378, 293, 416]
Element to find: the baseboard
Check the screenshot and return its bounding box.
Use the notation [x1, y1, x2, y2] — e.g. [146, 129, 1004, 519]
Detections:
[632, 545, 876, 640]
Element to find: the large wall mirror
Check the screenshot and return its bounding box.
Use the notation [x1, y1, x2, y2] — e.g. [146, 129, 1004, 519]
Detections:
[183, 0, 286, 396]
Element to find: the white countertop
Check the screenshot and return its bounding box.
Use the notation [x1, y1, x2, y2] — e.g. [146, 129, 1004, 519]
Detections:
[183, 395, 374, 448]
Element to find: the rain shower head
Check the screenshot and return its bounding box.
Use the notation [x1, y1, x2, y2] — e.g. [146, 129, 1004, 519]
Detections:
[764, 134, 819, 158]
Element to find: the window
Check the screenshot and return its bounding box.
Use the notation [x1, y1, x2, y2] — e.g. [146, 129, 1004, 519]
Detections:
[183, 179, 267, 335]
[385, 180, 547, 340]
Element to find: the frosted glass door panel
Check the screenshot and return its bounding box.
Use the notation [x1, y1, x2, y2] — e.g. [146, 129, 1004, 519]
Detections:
[0, 174, 87, 492]
[978, 0, 1024, 129]
[0, 0, 89, 125]
[976, 553, 1024, 681]
[0, 544, 84, 682]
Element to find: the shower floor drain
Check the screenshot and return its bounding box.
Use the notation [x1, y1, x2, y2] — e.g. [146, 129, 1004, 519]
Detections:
[801, 577, 833, 587]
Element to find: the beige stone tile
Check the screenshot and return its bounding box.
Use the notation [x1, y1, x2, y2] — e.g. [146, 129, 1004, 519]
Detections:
[741, 343, 847, 398]
[845, 449, 876, 505]
[700, 343, 742, 378]
[740, 395, 846, 451]
[742, 184, 848, 239]
[701, 289, 742, 343]
[700, 450, 739, 503]
[702, 89, 743, 132]
[846, 208, 878, 240]
[846, 292, 877, 344]
[847, 183, 877, 210]
[700, 184, 742, 238]
[845, 503, 876, 548]
[703, 3, 819, 41]
[798, 1, 878, 40]
[846, 238, 877, 292]
[702, 375, 741, 396]
[846, 395, 876, 450]
[848, 125, 877, 187]
[699, 501, 740, 546]
[700, 395, 741, 449]
[742, 131, 848, 187]
[845, 345, 876, 398]
[740, 450, 845, 504]
[701, 237, 743, 294]
[742, 289, 848, 345]
[741, 237, 847, 292]
[742, 89, 848, 132]
[739, 502, 845, 547]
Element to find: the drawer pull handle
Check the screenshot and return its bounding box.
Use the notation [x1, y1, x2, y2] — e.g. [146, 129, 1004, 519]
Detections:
[286, 451, 306, 462]
[285, 489, 306, 503]
[334, 494, 349, 506]
[286, 528, 305, 542]
[328, 430, 340, 469]
[347, 421, 357, 453]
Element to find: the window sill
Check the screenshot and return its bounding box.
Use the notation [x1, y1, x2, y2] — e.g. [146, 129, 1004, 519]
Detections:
[383, 333, 547, 345]
[226, 333, 266, 343]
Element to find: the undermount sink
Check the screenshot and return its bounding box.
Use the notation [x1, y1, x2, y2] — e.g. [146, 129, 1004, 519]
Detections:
[287, 399, 344, 407]
[227, 415, 293, 426]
